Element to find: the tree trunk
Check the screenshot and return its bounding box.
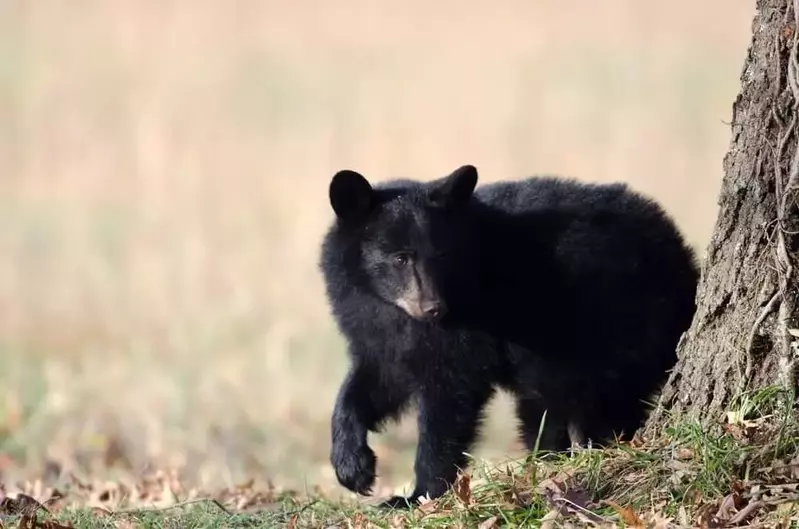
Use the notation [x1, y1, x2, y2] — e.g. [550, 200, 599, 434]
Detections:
[645, 0, 799, 432]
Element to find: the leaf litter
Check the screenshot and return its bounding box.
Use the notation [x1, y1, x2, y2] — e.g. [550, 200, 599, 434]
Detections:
[1, 411, 798, 528]
[0, 467, 289, 528]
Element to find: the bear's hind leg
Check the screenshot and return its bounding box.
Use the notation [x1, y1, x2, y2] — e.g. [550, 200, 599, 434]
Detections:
[514, 396, 569, 453]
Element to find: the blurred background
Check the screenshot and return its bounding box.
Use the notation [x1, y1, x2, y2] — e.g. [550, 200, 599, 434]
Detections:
[0, 0, 755, 499]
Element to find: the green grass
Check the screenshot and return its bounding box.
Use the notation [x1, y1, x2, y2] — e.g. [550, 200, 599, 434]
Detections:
[5, 504, 299, 529]
[4, 387, 797, 528]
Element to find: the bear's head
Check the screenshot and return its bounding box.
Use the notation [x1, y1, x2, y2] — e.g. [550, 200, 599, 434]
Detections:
[326, 165, 478, 323]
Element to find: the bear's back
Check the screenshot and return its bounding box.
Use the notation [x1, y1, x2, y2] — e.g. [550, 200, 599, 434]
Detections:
[464, 175, 698, 365]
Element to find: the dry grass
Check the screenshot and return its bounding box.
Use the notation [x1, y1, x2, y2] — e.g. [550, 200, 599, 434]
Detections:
[0, 0, 755, 500]
[3, 389, 798, 528]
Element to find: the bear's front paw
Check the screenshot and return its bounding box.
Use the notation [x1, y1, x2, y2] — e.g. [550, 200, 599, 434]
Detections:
[379, 494, 418, 509]
[331, 442, 377, 496]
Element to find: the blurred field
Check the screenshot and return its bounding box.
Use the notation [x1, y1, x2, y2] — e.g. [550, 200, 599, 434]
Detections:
[0, 0, 755, 499]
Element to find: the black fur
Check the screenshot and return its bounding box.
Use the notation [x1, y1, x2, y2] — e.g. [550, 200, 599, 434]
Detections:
[319, 165, 698, 508]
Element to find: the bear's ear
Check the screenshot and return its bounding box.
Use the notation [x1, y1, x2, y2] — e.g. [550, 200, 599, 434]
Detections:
[428, 165, 478, 207]
[329, 170, 374, 221]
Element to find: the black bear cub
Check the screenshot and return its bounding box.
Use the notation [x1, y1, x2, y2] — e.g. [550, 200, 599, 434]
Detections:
[319, 165, 698, 508]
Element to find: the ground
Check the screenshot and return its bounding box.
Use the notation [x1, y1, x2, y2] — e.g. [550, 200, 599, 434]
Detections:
[2, 386, 797, 528]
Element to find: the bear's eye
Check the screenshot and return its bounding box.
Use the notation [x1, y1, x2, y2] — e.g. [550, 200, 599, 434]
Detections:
[392, 252, 412, 266]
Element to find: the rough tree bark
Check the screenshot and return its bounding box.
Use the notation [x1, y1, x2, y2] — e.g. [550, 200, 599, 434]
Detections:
[645, 0, 799, 432]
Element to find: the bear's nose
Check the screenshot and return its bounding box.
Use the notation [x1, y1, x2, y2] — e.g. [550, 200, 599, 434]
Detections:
[420, 300, 447, 321]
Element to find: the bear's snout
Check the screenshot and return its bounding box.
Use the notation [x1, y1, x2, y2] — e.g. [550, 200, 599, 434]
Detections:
[419, 299, 447, 322]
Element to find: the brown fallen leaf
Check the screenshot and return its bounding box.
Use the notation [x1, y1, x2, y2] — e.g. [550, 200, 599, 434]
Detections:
[286, 514, 298, 529]
[648, 512, 675, 529]
[604, 500, 644, 527]
[629, 433, 645, 449]
[693, 502, 719, 528]
[0, 493, 49, 517]
[453, 473, 472, 506]
[728, 500, 763, 525]
[388, 515, 407, 528]
[417, 496, 438, 514]
[477, 515, 499, 529]
[350, 512, 368, 528]
[90, 506, 113, 518]
[562, 485, 593, 512]
[714, 492, 738, 522]
[538, 477, 605, 525]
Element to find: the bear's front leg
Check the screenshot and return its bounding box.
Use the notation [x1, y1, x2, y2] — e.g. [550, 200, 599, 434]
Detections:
[381, 384, 493, 509]
[331, 363, 410, 496]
